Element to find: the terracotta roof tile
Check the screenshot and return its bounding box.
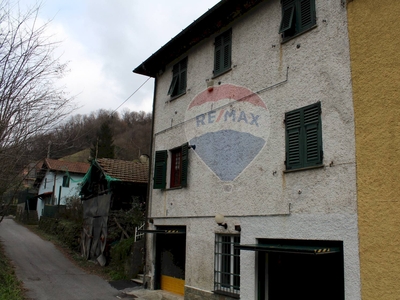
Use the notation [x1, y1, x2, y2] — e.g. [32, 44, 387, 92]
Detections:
[96, 158, 149, 183]
[45, 158, 90, 174]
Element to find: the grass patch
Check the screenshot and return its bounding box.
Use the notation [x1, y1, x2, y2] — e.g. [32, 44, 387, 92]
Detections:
[0, 243, 25, 300]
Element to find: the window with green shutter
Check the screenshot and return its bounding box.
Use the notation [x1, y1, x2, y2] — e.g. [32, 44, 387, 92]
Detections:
[279, 0, 316, 41]
[168, 57, 187, 97]
[285, 102, 322, 170]
[153, 143, 189, 189]
[214, 30, 231, 76]
[62, 175, 70, 188]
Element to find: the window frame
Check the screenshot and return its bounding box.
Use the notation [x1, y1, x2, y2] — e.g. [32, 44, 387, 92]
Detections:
[167, 57, 187, 98]
[170, 147, 182, 188]
[285, 102, 323, 171]
[214, 234, 240, 298]
[279, 0, 316, 42]
[153, 143, 189, 189]
[62, 175, 70, 188]
[213, 29, 232, 77]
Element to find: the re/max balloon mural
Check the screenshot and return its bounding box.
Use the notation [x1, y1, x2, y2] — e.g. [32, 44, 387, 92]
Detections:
[185, 84, 270, 181]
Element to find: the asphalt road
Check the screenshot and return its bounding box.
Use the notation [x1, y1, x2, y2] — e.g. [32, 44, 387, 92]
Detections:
[0, 217, 121, 300]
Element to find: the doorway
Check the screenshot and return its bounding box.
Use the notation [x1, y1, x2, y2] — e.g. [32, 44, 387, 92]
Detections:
[155, 227, 186, 295]
[256, 239, 344, 300]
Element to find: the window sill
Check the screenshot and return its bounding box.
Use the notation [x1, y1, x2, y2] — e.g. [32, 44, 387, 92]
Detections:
[167, 91, 186, 102]
[213, 290, 240, 299]
[281, 24, 317, 44]
[165, 186, 183, 191]
[212, 67, 232, 79]
[284, 164, 324, 173]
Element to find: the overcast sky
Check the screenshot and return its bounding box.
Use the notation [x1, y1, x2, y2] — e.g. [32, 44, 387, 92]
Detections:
[18, 0, 220, 117]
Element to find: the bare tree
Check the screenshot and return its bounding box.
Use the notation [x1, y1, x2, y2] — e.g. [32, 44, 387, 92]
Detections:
[0, 1, 74, 221]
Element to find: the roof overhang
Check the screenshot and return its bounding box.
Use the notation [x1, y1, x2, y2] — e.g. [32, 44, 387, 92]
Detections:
[236, 244, 341, 255]
[29, 191, 53, 200]
[133, 0, 266, 77]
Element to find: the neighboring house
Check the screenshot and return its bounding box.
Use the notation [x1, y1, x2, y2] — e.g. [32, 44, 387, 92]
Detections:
[80, 156, 149, 206]
[133, 0, 400, 299]
[346, 1, 400, 299]
[33, 158, 90, 219]
[79, 157, 149, 264]
[21, 161, 42, 190]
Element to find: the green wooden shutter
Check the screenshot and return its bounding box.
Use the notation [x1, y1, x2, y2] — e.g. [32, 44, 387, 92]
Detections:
[285, 102, 322, 170]
[303, 102, 322, 167]
[282, 0, 295, 6]
[167, 75, 178, 96]
[279, 4, 295, 33]
[178, 58, 187, 95]
[285, 109, 302, 169]
[222, 31, 231, 71]
[153, 150, 167, 189]
[298, 0, 316, 32]
[214, 35, 223, 75]
[181, 143, 189, 187]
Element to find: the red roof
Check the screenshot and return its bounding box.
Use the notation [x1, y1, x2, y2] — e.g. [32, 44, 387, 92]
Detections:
[96, 158, 148, 183]
[45, 158, 90, 174]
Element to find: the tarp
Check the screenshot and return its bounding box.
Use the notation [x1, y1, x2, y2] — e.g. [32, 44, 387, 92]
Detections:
[82, 194, 111, 218]
[81, 194, 111, 266]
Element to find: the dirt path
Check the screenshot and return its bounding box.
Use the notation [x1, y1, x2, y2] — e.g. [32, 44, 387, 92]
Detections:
[0, 217, 120, 300]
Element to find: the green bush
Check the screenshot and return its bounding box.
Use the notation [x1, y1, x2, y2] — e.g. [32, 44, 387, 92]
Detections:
[39, 217, 82, 252]
[0, 245, 24, 300]
[108, 237, 135, 280]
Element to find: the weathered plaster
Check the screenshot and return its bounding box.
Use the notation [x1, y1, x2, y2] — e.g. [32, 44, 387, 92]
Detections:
[146, 0, 361, 299]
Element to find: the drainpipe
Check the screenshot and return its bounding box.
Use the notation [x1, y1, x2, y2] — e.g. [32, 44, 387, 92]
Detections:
[143, 76, 157, 290]
[57, 185, 62, 209]
[52, 171, 57, 205]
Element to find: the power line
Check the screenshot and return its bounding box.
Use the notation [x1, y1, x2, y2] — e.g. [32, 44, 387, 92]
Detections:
[111, 77, 152, 115]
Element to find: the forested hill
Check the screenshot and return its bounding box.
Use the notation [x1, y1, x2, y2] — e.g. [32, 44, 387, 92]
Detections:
[27, 109, 152, 163]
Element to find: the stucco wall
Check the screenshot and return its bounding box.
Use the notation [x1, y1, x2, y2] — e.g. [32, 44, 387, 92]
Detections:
[148, 0, 361, 299]
[347, 1, 400, 299]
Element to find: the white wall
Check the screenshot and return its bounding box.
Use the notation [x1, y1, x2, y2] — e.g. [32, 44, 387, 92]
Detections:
[148, 0, 361, 299]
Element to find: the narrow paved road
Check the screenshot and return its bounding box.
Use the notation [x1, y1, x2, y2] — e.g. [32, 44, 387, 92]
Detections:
[0, 218, 120, 300]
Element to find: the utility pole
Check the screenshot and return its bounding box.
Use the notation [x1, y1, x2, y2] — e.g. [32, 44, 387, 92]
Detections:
[95, 137, 99, 159]
[47, 141, 51, 158]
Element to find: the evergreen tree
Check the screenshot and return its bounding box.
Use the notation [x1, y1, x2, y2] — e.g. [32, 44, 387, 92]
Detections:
[90, 121, 115, 159]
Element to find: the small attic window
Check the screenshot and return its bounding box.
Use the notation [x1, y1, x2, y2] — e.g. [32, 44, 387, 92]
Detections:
[167, 57, 187, 97]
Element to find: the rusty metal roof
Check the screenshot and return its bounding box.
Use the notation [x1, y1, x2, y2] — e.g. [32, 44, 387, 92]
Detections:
[133, 0, 266, 77]
[44, 158, 90, 174]
[96, 158, 149, 183]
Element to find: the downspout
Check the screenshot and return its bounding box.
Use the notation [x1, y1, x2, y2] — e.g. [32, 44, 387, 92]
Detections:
[57, 185, 62, 209]
[143, 76, 157, 290]
[52, 171, 57, 205]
